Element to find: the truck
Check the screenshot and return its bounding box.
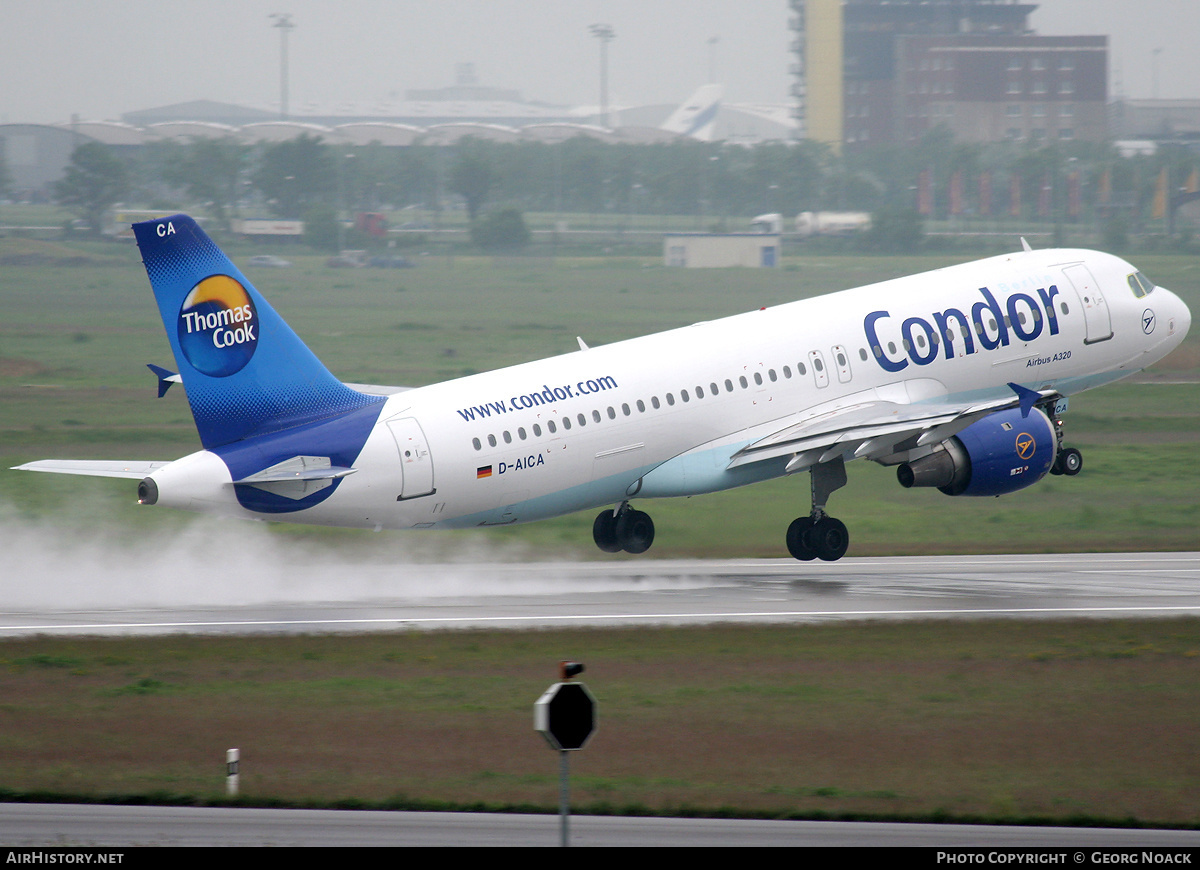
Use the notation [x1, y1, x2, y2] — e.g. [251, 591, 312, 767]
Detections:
[793, 211, 872, 238]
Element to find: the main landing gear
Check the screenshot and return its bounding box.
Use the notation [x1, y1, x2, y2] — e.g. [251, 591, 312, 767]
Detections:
[785, 457, 850, 562]
[593, 502, 656, 554]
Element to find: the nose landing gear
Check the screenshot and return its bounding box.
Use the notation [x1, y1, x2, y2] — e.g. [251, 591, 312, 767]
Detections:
[1050, 446, 1082, 476]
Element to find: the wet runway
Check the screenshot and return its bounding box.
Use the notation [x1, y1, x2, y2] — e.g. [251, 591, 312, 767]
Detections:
[2, 552, 1197, 636]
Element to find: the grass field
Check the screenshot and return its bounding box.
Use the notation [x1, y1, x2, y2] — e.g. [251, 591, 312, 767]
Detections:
[1, 620, 1198, 825]
[1, 235, 1199, 824]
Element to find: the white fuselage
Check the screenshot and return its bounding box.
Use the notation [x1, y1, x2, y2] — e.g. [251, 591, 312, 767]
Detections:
[149, 248, 1191, 530]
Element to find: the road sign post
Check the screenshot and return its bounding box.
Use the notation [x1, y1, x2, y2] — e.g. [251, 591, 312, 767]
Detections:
[534, 667, 596, 846]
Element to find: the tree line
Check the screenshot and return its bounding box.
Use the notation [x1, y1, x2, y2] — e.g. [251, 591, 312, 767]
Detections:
[48, 126, 1200, 250]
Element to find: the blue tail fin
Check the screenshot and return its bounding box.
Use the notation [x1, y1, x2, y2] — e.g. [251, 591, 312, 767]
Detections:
[133, 214, 380, 448]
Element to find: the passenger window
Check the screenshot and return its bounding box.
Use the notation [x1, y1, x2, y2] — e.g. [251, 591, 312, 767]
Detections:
[518, 427, 527, 440]
[472, 437, 482, 451]
[637, 399, 646, 412]
[487, 434, 497, 447]
[561, 417, 571, 430]
[607, 406, 616, 419]
[503, 430, 512, 443]
[593, 410, 601, 423]
[652, 396, 661, 409]
[547, 421, 557, 434]
[577, 413, 586, 426]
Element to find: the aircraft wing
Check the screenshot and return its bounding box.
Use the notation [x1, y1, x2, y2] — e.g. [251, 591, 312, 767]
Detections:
[11, 460, 171, 479]
[727, 387, 1054, 473]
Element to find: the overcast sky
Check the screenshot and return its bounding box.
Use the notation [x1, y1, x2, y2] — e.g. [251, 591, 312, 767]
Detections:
[1, 0, 1197, 125]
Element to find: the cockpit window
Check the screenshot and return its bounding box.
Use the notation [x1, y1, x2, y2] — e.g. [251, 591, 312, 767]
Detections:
[1127, 271, 1156, 298]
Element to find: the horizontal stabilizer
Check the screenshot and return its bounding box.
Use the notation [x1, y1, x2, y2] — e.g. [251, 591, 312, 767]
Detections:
[147, 363, 182, 398]
[234, 455, 357, 501]
[11, 460, 170, 479]
[234, 455, 358, 484]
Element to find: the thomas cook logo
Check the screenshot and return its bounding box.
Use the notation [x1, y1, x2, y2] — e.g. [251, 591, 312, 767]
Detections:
[177, 275, 258, 377]
[1015, 432, 1036, 460]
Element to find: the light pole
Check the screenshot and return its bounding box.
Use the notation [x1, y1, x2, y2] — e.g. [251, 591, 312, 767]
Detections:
[270, 13, 295, 120]
[338, 152, 355, 253]
[590, 24, 615, 129]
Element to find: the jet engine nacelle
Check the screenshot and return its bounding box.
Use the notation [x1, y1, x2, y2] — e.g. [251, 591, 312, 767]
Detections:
[897, 406, 1057, 497]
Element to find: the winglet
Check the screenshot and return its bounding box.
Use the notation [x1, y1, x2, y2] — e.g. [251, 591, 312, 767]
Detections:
[146, 363, 181, 398]
[1020, 237, 1033, 252]
[1007, 382, 1040, 418]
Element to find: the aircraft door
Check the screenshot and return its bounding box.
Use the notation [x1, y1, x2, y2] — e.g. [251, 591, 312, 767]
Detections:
[387, 417, 436, 499]
[808, 350, 830, 388]
[831, 345, 852, 383]
[1062, 264, 1113, 344]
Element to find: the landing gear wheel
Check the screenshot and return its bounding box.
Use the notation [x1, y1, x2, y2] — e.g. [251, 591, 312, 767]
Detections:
[1060, 447, 1082, 476]
[786, 517, 817, 561]
[811, 517, 849, 562]
[593, 510, 622, 553]
[615, 508, 655, 554]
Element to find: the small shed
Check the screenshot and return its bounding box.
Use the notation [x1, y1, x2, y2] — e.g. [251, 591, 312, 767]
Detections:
[663, 233, 781, 268]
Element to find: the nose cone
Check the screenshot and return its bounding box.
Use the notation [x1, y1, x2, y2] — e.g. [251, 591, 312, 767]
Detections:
[1175, 288, 1193, 340]
[1151, 286, 1191, 361]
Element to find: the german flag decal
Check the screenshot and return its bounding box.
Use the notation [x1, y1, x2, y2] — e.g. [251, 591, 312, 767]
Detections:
[476, 465, 493, 479]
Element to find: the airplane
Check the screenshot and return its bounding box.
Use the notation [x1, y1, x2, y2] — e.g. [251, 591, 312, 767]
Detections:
[13, 215, 1192, 562]
[659, 84, 722, 141]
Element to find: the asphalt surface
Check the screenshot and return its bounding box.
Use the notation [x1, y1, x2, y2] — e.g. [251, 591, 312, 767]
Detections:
[1, 803, 1199, 848]
[1, 552, 1197, 636]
